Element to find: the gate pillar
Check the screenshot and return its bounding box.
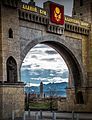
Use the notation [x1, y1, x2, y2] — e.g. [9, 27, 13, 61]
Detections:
[0, 83, 25, 120]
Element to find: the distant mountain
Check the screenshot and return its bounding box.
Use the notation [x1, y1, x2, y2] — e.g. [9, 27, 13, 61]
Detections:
[25, 82, 68, 97]
[21, 68, 69, 84]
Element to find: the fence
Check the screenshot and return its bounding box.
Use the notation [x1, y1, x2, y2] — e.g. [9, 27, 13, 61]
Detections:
[12, 110, 81, 120]
[15, 110, 92, 120]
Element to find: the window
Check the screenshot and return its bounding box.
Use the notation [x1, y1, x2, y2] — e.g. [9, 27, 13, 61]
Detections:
[9, 28, 13, 38]
[76, 91, 84, 104]
[80, 0, 83, 6]
[80, 13, 83, 16]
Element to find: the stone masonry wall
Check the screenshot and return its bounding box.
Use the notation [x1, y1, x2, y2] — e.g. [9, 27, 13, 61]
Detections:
[1, 4, 20, 82]
[0, 84, 25, 120]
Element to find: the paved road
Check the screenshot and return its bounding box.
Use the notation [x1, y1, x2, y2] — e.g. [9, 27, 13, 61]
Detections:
[24, 111, 92, 120]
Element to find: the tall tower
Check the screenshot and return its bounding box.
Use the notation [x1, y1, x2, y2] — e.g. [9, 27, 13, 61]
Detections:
[40, 81, 44, 98]
[72, 0, 92, 23]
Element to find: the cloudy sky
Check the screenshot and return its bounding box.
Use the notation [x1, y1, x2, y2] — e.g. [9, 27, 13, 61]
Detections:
[21, 44, 69, 86]
[21, 0, 73, 86]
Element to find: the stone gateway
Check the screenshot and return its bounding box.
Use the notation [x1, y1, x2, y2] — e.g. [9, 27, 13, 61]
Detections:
[0, 0, 92, 119]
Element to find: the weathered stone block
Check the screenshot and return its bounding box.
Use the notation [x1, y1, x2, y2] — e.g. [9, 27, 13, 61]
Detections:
[0, 84, 25, 120]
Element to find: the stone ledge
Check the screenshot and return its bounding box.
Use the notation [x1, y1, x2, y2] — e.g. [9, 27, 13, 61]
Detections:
[0, 81, 25, 87]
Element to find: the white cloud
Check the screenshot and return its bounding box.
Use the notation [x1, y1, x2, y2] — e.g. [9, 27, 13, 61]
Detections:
[22, 44, 68, 71]
[25, 83, 39, 87]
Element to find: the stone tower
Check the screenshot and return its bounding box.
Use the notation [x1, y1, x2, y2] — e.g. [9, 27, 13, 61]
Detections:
[40, 81, 44, 98]
[73, 0, 92, 111]
[72, 0, 92, 23]
[0, 0, 24, 119]
[73, 0, 92, 86]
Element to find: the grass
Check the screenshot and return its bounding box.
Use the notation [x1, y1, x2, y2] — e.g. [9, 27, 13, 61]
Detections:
[25, 99, 57, 110]
[29, 102, 50, 109]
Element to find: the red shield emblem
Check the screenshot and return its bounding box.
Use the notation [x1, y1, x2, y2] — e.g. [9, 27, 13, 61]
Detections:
[50, 2, 64, 25]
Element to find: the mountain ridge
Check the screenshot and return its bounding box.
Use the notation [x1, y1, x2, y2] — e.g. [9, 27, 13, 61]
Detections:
[25, 82, 68, 97]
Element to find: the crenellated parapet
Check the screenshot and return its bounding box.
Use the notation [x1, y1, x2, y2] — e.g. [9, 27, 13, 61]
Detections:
[65, 16, 90, 35]
[17, 1, 91, 36]
[19, 9, 49, 25]
[0, 0, 90, 36]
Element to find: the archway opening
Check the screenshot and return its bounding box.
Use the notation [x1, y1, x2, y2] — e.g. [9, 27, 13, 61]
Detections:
[20, 37, 84, 110]
[21, 44, 69, 110]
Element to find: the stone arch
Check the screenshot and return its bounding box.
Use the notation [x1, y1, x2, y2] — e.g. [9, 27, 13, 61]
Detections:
[6, 56, 17, 83]
[20, 34, 86, 103]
